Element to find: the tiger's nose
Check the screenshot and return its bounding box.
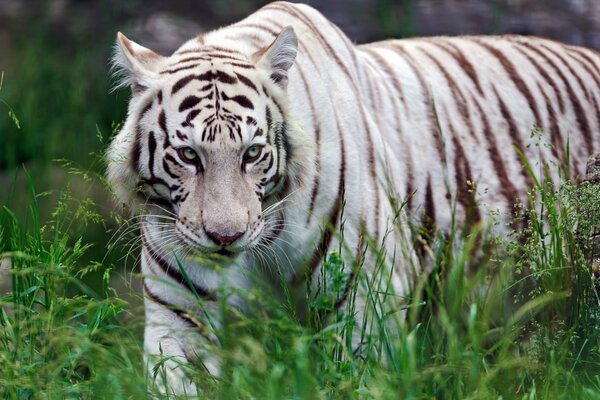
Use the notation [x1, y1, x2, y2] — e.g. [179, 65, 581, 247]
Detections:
[205, 230, 244, 246]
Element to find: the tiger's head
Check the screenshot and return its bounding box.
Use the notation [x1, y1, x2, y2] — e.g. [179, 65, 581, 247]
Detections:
[107, 27, 311, 256]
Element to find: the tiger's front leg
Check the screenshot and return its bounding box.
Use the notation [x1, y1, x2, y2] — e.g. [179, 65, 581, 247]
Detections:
[143, 290, 220, 397]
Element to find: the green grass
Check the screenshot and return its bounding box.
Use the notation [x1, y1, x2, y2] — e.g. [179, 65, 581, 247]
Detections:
[2, 145, 600, 399]
[2, 35, 600, 397]
[0, 171, 147, 398]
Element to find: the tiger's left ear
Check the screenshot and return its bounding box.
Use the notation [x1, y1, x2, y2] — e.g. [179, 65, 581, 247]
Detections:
[253, 26, 298, 89]
[111, 32, 166, 93]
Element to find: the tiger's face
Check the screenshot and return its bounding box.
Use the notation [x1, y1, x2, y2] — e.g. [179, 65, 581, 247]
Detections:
[108, 28, 302, 256]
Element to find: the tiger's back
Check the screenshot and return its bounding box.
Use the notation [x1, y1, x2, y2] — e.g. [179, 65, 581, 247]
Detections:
[224, 2, 600, 286]
[359, 34, 600, 229]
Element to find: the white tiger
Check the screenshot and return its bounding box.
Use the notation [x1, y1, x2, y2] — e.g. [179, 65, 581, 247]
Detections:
[107, 1, 600, 394]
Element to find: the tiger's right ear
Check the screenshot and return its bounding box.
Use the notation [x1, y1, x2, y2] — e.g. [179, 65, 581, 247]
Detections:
[252, 26, 298, 89]
[111, 32, 166, 93]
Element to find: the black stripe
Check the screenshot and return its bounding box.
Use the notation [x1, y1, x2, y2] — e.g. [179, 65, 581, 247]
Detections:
[280, 122, 292, 165]
[511, 41, 566, 113]
[422, 175, 436, 236]
[294, 109, 347, 287]
[540, 43, 596, 152]
[510, 41, 567, 162]
[256, 151, 270, 166]
[362, 47, 406, 111]
[143, 281, 196, 327]
[158, 110, 168, 134]
[184, 110, 201, 127]
[541, 44, 591, 101]
[161, 63, 202, 75]
[150, 197, 175, 212]
[472, 38, 543, 125]
[175, 130, 188, 141]
[449, 122, 481, 226]
[174, 56, 211, 64]
[273, 122, 283, 176]
[295, 65, 321, 226]
[171, 71, 237, 95]
[131, 126, 142, 174]
[172, 75, 197, 95]
[143, 281, 214, 342]
[518, 41, 593, 154]
[472, 97, 521, 205]
[148, 131, 157, 173]
[162, 156, 179, 179]
[568, 47, 600, 78]
[418, 45, 477, 144]
[215, 70, 238, 84]
[131, 99, 155, 173]
[179, 96, 202, 112]
[430, 39, 485, 96]
[492, 85, 534, 189]
[265, 106, 273, 133]
[142, 228, 216, 301]
[142, 176, 176, 192]
[234, 22, 278, 36]
[235, 72, 259, 93]
[204, 50, 246, 60]
[262, 151, 274, 173]
[222, 92, 254, 109]
[224, 62, 254, 69]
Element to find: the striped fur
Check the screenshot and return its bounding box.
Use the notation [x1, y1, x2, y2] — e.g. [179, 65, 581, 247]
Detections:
[107, 1, 600, 393]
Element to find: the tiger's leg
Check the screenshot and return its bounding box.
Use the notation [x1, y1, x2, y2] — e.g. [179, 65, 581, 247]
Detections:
[143, 296, 220, 397]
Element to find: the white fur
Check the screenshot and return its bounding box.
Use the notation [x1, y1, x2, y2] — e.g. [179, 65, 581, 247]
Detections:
[107, 2, 600, 394]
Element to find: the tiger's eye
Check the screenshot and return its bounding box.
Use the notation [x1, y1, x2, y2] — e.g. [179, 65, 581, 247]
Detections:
[179, 147, 198, 162]
[243, 145, 262, 164]
[245, 146, 260, 159]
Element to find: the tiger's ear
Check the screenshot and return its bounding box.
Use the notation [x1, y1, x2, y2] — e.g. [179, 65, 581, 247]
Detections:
[253, 26, 298, 89]
[111, 32, 165, 93]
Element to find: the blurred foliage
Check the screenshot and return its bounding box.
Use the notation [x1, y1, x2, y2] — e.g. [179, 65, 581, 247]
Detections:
[376, 0, 417, 38]
[0, 26, 127, 171]
[0, 15, 132, 273]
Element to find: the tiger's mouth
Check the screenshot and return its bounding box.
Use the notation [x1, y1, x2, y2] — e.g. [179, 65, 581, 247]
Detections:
[169, 216, 268, 258]
[215, 248, 234, 257]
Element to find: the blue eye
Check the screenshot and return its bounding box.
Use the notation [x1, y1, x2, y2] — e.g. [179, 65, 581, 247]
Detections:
[243, 145, 262, 162]
[178, 147, 198, 162]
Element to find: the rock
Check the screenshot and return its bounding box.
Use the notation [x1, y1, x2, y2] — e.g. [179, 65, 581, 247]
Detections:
[0, 256, 10, 295]
[128, 12, 204, 55]
[584, 154, 600, 186]
[582, 153, 600, 285]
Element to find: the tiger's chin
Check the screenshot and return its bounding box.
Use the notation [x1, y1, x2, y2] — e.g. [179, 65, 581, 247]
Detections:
[215, 248, 235, 257]
[176, 237, 247, 262]
[176, 232, 244, 258]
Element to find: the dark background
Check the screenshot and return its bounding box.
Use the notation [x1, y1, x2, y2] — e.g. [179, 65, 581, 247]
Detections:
[1, 0, 599, 288]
